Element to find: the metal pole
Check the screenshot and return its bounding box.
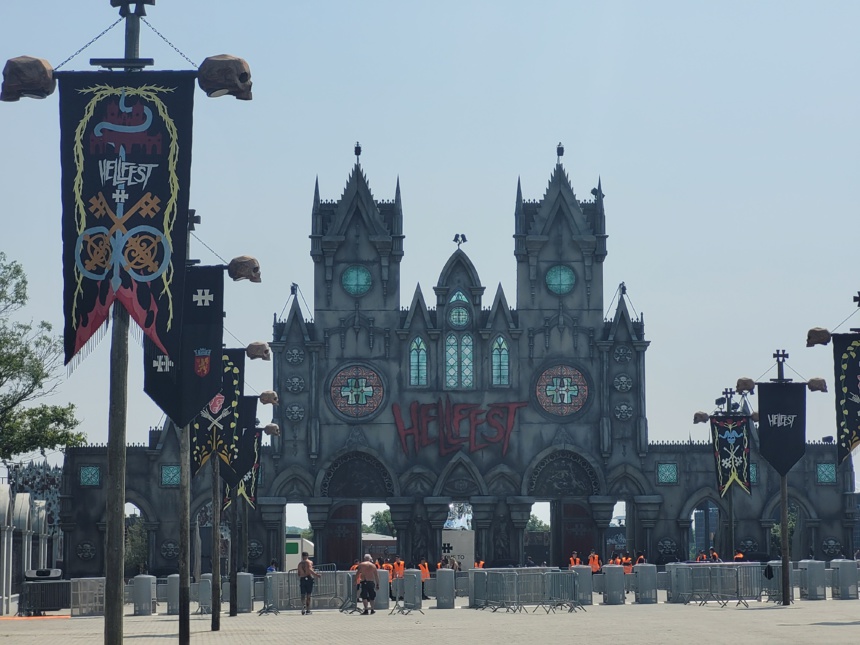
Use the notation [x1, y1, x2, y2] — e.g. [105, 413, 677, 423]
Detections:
[780, 474, 790, 605]
[229, 488, 238, 616]
[178, 425, 190, 644]
[104, 305, 128, 645]
[211, 456, 221, 631]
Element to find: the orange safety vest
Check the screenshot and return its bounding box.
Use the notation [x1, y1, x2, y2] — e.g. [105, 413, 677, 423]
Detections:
[635, 555, 646, 565]
[696, 554, 707, 562]
[475, 560, 485, 569]
[733, 552, 744, 561]
[418, 563, 430, 580]
[569, 556, 581, 567]
[382, 563, 393, 577]
[710, 551, 720, 561]
[393, 560, 405, 578]
[349, 564, 358, 571]
[588, 554, 600, 572]
[622, 557, 633, 574]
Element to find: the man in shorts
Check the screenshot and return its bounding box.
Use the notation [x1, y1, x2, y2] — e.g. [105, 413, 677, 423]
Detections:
[355, 554, 380, 615]
[296, 551, 321, 615]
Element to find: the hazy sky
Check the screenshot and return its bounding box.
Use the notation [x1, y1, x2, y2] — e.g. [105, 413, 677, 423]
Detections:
[1, 2, 858, 525]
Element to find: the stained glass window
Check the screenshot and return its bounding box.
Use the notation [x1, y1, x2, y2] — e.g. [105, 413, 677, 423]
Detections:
[657, 463, 678, 484]
[449, 291, 468, 303]
[449, 306, 469, 328]
[545, 265, 576, 295]
[461, 334, 474, 388]
[410, 337, 428, 386]
[816, 463, 837, 484]
[749, 463, 758, 484]
[446, 334, 458, 387]
[491, 336, 509, 386]
[161, 465, 180, 487]
[80, 465, 100, 487]
[341, 265, 372, 296]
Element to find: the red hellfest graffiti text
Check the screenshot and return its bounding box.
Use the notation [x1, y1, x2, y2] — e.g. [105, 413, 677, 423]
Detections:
[391, 398, 528, 457]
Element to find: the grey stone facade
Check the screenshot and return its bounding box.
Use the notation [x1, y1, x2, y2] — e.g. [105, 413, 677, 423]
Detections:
[60, 160, 855, 576]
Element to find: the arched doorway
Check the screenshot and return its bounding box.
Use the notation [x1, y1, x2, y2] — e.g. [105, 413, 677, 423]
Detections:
[689, 500, 721, 560]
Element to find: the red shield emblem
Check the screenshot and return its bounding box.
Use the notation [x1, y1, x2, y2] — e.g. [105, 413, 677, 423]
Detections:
[208, 393, 225, 415]
[194, 354, 210, 377]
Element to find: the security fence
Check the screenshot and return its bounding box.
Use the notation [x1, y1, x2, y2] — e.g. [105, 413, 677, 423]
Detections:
[472, 569, 583, 613]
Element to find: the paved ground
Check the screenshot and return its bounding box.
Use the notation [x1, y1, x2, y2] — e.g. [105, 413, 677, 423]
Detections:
[2, 596, 859, 644]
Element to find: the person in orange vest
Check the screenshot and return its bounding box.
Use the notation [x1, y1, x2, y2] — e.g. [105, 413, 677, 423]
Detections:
[708, 547, 721, 562]
[621, 552, 633, 574]
[695, 550, 708, 562]
[733, 549, 744, 562]
[635, 552, 646, 565]
[569, 550, 581, 568]
[588, 549, 601, 573]
[393, 555, 405, 578]
[381, 558, 395, 600]
[349, 559, 359, 571]
[474, 556, 485, 569]
[418, 557, 431, 599]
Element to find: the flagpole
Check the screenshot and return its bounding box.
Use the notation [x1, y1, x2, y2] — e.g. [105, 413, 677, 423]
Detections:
[774, 350, 791, 606]
[178, 424, 190, 644]
[211, 455, 221, 630]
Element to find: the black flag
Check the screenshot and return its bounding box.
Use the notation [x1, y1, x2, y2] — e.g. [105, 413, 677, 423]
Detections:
[757, 381, 807, 476]
[710, 415, 751, 496]
[832, 333, 860, 464]
[144, 265, 224, 426]
[220, 396, 260, 486]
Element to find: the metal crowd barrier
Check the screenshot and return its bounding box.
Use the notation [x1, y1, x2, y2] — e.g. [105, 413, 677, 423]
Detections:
[267, 564, 339, 611]
[669, 563, 765, 607]
[70, 577, 106, 617]
[478, 569, 582, 614]
[18, 581, 71, 616]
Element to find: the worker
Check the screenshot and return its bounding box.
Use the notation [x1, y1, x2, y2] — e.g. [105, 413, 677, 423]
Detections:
[418, 557, 431, 599]
[569, 550, 581, 568]
[635, 552, 646, 565]
[696, 550, 708, 562]
[588, 549, 601, 573]
[709, 547, 721, 562]
[474, 557, 485, 569]
[349, 559, 359, 571]
[393, 555, 405, 579]
[621, 552, 633, 574]
[733, 549, 744, 562]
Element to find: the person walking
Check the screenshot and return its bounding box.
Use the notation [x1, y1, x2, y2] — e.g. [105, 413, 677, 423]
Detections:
[297, 551, 321, 615]
[355, 554, 380, 615]
[418, 557, 431, 599]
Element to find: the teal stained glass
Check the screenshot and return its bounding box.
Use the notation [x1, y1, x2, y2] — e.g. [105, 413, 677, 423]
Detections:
[445, 334, 459, 387]
[449, 291, 468, 303]
[657, 463, 678, 484]
[816, 463, 837, 484]
[341, 265, 372, 296]
[410, 337, 428, 386]
[491, 336, 509, 386]
[461, 334, 474, 388]
[449, 306, 469, 327]
[161, 465, 180, 487]
[749, 463, 758, 484]
[80, 465, 100, 487]
[545, 265, 576, 295]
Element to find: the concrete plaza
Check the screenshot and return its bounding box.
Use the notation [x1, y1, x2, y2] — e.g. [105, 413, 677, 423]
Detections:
[1, 597, 859, 644]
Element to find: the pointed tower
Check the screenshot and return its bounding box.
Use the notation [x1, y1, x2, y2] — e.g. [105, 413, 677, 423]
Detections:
[514, 146, 608, 358]
[309, 146, 404, 336]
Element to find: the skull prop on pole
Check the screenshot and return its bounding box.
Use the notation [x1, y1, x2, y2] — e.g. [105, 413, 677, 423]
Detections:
[228, 255, 262, 283]
[0, 56, 55, 101]
[198, 55, 252, 100]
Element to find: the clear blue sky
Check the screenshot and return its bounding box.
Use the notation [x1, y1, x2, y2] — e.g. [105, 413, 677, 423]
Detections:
[2, 2, 858, 525]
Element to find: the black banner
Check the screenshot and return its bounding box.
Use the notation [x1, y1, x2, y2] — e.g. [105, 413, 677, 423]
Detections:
[224, 397, 262, 508]
[144, 265, 224, 426]
[710, 415, 751, 496]
[757, 381, 807, 476]
[833, 333, 860, 464]
[190, 348, 245, 477]
[59, 71, 195, 364]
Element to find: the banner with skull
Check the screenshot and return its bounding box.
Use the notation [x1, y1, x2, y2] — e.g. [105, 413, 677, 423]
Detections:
[58, 71, 195, 365]
[709, 415, 751, 496]
[143, 265, 224, 426]
[756, 381, 807, 476]
[190, 348, 245, 477]
[832, 333, 860, 464]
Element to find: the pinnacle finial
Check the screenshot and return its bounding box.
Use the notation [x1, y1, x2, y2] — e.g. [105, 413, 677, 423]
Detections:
[556, 142, 564, 163]
[354, 141, 362, 162]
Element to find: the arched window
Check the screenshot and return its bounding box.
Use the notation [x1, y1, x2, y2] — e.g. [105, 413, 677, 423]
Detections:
[491, 336, 509, 386]
[445, 333, 474, 389]
[410, 337, 427, 386]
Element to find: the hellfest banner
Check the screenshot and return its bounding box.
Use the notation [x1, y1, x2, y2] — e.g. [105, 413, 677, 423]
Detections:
[58, 71, 196, 365]
[756, 381, 807, 476]
[709, 415, 752, 497]
[143, 264, 224, 427]
[832, 333, 860, 464]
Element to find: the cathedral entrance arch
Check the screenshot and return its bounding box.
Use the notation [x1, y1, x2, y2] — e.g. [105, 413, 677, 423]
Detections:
[319, 451, 396, 500]
[525, 449, 602, 566]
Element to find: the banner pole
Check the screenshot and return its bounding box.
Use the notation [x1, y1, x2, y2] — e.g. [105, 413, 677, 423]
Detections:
[179, 424, 190, 644]
[780, 474, 790, 605]
[211, 455, 221, 630]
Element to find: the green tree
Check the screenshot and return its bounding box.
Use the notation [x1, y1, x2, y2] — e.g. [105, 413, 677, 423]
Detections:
[526, 514, 549, 532]
[0, 253, 84, 459]
[368, 509, 395, 536]
[124, 517, 148, 574]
